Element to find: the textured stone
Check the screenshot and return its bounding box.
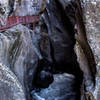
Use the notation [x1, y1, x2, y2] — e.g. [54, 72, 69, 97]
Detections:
[13, 0, 46, 16]
[0, 0, 99, 100]
[81, 0, 100, 99]
[0, 0, 46, 16]
[0, 63, 25, 100]
[32, 73, 77, 100]
[0, 24, 41, 99]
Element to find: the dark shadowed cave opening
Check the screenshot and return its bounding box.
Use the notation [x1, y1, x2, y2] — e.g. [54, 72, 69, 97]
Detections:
[32, 0, 84, 100]
[31, 1, 96, 100]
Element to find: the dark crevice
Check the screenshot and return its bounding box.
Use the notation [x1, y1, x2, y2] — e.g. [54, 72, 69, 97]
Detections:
[32, 2, 83, 99]
[31, 1, 96, 100]
[8, 0, 15, 16]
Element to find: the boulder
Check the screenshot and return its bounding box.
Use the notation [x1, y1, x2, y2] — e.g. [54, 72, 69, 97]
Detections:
[0, 24, 40, 99]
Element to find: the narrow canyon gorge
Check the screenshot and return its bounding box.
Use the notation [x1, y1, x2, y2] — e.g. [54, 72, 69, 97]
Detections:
[0, 0, 100, 100]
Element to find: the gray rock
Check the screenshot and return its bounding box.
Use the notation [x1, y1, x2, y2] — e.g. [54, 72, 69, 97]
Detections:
[32, 73, 78, 100]
[81, 0, 100, 99]
[0, 63, 26, 100]
[0, 24, 41, 99]
[0, 0, 46, 16]
[13, 0, 46, 16]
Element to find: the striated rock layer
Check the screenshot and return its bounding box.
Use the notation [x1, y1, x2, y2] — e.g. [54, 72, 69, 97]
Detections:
[0, 24, 41, 100]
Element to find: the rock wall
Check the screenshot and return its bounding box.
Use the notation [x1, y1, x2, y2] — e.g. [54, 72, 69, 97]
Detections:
[0, 0, 100, 100]
[81, 0, 100, 99]
[0, 0, 45, 99]
[0, 0, 46, 16]
[0, 24, 40, 100]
